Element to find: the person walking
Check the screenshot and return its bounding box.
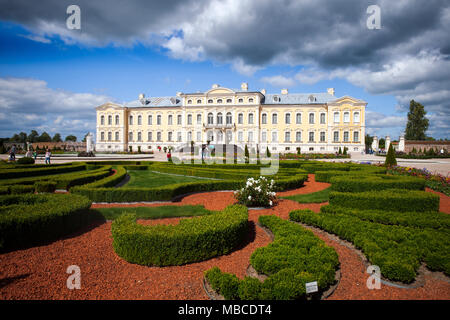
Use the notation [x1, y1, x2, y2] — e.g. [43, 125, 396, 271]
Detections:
[45, 149, 51, 165]
[33, 150, 37, 161]
[9, 144, 16, 161]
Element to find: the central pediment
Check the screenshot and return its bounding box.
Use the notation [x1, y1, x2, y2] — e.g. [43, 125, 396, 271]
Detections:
[205, 87, 235, 95]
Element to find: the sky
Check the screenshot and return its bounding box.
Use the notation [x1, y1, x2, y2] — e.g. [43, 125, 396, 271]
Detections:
[0, 0, 449, 141]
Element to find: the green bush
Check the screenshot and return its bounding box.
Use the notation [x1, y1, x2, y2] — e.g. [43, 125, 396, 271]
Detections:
[0, 193, 92, 251]
[9, 185, 35, 194]
[0, 163, 85, 180]
[329, 189, 439, 212]
[385, 143, 397, 166]
[204, 215, 339, 300]
[0, 186, 9, 195]
[330, 175, 426, 192]
[34, 181, 57, 193]
[111, 204, 248, 266]
[17, 157, 35, 165]
[290, 209, 450, 283]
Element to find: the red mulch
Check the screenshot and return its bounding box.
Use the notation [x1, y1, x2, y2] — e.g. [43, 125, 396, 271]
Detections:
[425, 188, 450, 214]
[1, 174, 449, 300]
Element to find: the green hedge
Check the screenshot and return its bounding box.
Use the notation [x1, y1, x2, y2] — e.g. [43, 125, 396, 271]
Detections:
[9, 185, 35, 194]
[34, 181, 57, 193]
[330, 175, 426, 192]
[204, 215, 339, 300]
[0, 193, 92, 251]
[329, 189, 439, 212]
[290, 209, 450, 283]
[0, 163, 86, 180]
[111, 204, 248, 266]
[17, 157, 35, 165]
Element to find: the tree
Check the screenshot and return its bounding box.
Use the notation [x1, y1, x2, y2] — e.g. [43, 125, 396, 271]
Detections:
[52, 133, 62, 142]
[244, 144, 249, 163]
[65, 135, 77, 142]
[338, 147, 342, 154]
[405, 100, 429, 140]
[18, 132, 27, 143]
[379, 138, 385, 149]
[343, 146, 348, 155]
[385, 143, 397, 166]
[82, 133, 89, 142]
[28, 130, 39, 143]
[365, 134, 373, 152]
[266, 146, 271, 157]
[38, 132, 52, 142]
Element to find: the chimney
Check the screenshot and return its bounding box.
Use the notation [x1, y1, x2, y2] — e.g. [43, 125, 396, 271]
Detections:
[241, 82, 248, 91]
[327, 88, 335, 95]
[281, 88, 288, 94]
[260, 89, 266, 95]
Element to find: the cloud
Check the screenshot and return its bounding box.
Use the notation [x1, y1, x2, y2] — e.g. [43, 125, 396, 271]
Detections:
[0, 76, 111, 139]
[261, 75, 295, 88]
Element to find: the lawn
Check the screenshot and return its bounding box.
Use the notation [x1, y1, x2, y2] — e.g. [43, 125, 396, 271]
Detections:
[124, 170, 214, 188]
[94, 204, 212, 220]
[281, 187, 331, 203]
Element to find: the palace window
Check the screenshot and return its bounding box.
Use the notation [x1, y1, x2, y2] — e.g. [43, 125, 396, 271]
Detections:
[272, 131, 278, 143]
[354, 131, 359, 142]
[309, 132, 314, 142]
[168, 132, 172, 142]
[128, 132, 133, 141]
[138, 115, 142, 125]
[248, 131, 253, 142]
[334, 112, 339, 123]
[333, 131, 339, 142]
[177, 114, 182, 125]
[197, 131, 201, 142]
[320, 113, 326, 124]
[187, 100, 192, 104]
[208, 99, 213, 104]
[285, 131, 291, 142]
[217, 99, 223, 104]
[177, 132, 182, 142]
[157, 132, 162, 141]
[344, 112, 350, 123]
[208, 113, 214, 124]
[226, 99, 232, 103]
[157, 115, 161, 125]
[115, 132, 119, 141]
[100, 115, 105, 125]
[238, 113, 243, 124]
[106, 131, 111, 141]
[207, 131, 214, 142]
[238, 98, 243, 103]
[238, 131, 243, 142]
[261, 131, 267, 142]
[148, 132, 152, 141]
[168, 115, 173, 125]
[137, 132, 142, 142]
[309, 113, 315, 124]
[226, 112, 232, 124]
[108, 115, 112, 125]
[296, 113, 301, 124]
[100, 132, 105, 141]
[285, 113, 291, 124]
[217, 113, 223, 125]
[197, 99, 202, 104]
[129, 116, 133, 125]
[320, 132, 326, 142]
[217, 131, 223, 142]
[187, 131, 192, 141]
[115, 115, 120, 125]
[148, 115, 152, 125]
[187, 114, 192, 125]
[272, 113, 278, 124]
[354, 112, 360, 123]
[249, 98, 254, 103]
[248, 113, 254, 124]
[262, 113, 267, 124]
[344, 131, 349, 142]
[296, 131, 301, 142]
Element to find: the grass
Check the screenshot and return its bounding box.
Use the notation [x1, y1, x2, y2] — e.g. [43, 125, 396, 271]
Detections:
[93, 204, 212, 220]
[124, 170, 212, 188]
[281, 187, 331, 203]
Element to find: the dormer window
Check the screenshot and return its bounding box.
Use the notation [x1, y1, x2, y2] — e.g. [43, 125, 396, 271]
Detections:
[187, 99, 192, 104]
[197, 99, 202, 104]
[208, 99, 213, 104]
[249, 98, 254, 103]
[308, 95, 316, 102]
[238, 98, 243, 103]
[273, 95, 280, 102]
[217, 99, 223, 104]
[226, 99, 232, 103]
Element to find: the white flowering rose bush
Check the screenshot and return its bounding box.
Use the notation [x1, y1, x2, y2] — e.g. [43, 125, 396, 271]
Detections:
[234, 176, 277, 207]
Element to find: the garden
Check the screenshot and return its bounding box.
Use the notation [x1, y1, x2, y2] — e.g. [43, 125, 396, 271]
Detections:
[0, 158, 449, 300]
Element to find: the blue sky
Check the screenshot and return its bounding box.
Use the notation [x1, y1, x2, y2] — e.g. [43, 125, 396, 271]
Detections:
[0, 0, 449, 141]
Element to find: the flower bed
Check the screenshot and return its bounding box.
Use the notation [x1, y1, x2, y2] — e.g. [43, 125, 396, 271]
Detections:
[234, 177, 277, 207]
[279, 153, 350, 160]
[387, 166, 449, 196]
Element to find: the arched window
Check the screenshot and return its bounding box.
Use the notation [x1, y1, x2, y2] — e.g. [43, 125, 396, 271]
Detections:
[217, 113, 223, 124]
[226, 99, 232, 103]
[354, 112, 360, 123]
[148, 115, 152, 125]
[296, 131, 301, 142]
[272, 113, 278, 124]
[100, 115, 105, 125]
[334, 112, 339, 123]
[262, 113, 267, 124]
[309, 132, 314, 142]
[238, 113, 243, 124]
[238, 98, 243, 103]
[285, 113, 291, 124]
[115, 115, 120, 125]
[217, 99, 223, 104]
[108, 132, 112, 141]
[344, 131, 349, 142]
[226, 112, 232, 124]
[148, 132, 152, 141]
[285, 131, 290, 142]
[115, 132, 119, 141]
[137, 132, 142, 141]
[100, 132, 105, 141]
[187, 114, 192, 125]
[157, 132, 161, 141]
[108, 115, 112, 125]
[197, 114, 202, 124]
[168, 115, 173, 125]
[208, 99, 213, 104]
[320, 132, 326, 142]
[208, 113, 214, 124]
[177, 114, 182, 125]
[217, 131, 223, 142]
[249, 98, 254, 103]
[197, 99, 202, 104]
[187, 99, 192, 104]
[320, 113, 326, 124]
[128, 132, 133, 141]
[138, 115, 142, 125]
[344, 112, 350, 123]
[309, 113, 315, 124]
[129, 115, 133, 125]
[157, 115, 161, 125]
[248, 113, 254, 124]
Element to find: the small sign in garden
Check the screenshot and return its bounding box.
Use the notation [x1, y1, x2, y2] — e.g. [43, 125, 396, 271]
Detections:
[306, 281, 318, 294]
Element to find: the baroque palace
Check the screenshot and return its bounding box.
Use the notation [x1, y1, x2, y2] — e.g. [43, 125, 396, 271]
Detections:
[95, 83, 366, 153]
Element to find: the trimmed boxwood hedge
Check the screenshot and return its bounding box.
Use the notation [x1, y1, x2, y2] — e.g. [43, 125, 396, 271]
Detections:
[329, 175, 426, 192]
[9, 185, 35, 194]
[204, 215, 339, 300]
[0, 163, 86, 180]
[34, 181, 57, 193]
[0, 193, 92, 251]
[290, 209, 450, 283]
[111, 204, 248, 266]
[329, 189, 439, 212]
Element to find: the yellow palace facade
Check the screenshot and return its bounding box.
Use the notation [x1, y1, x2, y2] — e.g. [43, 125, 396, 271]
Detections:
[95, 83, 366, 153]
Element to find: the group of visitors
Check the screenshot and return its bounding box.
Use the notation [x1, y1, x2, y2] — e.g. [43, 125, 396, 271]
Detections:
[8, 145, 52, 164]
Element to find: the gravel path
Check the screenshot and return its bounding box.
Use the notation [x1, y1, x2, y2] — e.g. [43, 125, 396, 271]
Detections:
[1, 175, 449, 300]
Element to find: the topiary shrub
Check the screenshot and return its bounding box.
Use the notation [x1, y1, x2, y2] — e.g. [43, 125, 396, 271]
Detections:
[9, 185, 35, 194]
[17, 157, 35, 165]
[385, 143, 397, 166]
[34, 181, 57, 193]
